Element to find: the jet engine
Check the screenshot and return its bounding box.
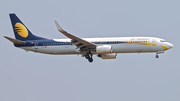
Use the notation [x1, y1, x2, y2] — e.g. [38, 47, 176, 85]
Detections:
[96, 45, 112, 53]
[98, 53, 117, 59]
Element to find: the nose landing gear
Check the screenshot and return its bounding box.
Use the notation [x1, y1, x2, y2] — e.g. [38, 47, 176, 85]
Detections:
[155, 54, 159, 58]
[155, 51, 164, 58]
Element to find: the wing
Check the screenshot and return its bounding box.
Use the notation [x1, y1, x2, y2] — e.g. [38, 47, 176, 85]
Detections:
[54, 21, 96, 52]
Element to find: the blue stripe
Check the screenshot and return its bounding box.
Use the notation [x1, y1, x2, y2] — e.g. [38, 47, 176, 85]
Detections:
[14, 39, 147, 47]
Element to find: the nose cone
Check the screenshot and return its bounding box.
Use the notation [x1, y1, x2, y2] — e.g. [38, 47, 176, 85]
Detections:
[167, 43, 173, 49]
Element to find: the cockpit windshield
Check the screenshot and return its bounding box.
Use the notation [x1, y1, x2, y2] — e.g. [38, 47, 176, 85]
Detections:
[160, 40, 166, 42]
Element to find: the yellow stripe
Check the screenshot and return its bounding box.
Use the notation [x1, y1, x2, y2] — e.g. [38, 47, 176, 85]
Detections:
[160, 45, 168, 50]
[122, 42, 156, 45]
[122, 42, 168, 50]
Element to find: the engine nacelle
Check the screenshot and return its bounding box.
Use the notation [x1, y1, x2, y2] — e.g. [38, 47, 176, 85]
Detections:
[96, 45, 112, 54]
[98, 53, 117, 59]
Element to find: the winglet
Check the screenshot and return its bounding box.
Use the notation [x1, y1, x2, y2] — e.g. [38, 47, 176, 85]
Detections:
[4, 36, 26, 44]
[54, 20, 66, 33]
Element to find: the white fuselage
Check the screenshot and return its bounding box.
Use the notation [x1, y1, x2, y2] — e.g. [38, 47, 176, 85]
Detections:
[19, 37, 173, 55]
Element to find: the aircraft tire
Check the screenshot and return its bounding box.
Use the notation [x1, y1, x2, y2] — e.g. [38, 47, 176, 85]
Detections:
[155, 55, 159, 58]
[88, 58, 93, 63]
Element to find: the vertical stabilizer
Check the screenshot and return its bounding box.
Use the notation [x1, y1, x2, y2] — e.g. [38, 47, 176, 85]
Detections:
[9, 13, 46, 41]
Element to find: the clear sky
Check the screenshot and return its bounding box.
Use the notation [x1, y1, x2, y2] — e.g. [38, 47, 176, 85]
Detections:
[0, 0, 179, 101]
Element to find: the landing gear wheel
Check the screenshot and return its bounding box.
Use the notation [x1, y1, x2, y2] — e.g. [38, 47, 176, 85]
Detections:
[155, 55, 159, 58]
[85, 50, 93, 63]
[88, 58, 93, 63]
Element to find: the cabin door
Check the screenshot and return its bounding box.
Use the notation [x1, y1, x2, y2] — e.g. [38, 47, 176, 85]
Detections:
[35, 42, 38, 49]
[65, 42, 69, 48]
[152, 39, 156, 46]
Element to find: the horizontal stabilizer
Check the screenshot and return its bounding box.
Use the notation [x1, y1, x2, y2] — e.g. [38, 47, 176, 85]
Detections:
[4, 36, 26, 44]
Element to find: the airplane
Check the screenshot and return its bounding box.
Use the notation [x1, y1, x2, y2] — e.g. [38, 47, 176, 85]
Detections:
[4, 13, 173, 63]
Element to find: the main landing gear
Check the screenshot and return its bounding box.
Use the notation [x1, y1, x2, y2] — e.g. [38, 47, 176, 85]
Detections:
[85, 50, 93, 63]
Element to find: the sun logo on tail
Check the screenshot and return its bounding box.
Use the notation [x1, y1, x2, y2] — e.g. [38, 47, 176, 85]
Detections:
[14, 23, 28, 38]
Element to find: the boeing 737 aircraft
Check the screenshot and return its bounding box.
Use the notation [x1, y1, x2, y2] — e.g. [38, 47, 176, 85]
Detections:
[4, 13, 173, 62]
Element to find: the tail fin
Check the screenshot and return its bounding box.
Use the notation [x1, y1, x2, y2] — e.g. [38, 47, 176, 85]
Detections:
[9, 13, 46, 41]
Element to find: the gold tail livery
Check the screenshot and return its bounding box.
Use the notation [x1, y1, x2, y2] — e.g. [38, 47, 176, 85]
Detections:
[4, 13, 173, 63]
